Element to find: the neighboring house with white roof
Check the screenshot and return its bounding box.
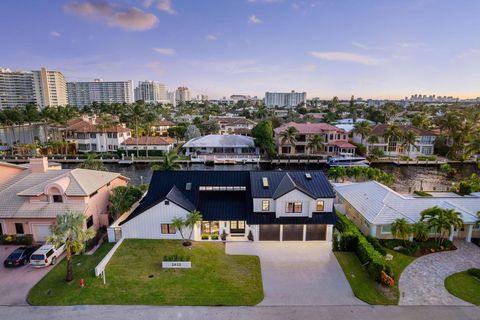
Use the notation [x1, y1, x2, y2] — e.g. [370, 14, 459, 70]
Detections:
[334, 118, 375, 133]
[334, 181, 480, 242]
[0, 157, 128, 242]
[182, 134, 259, 163]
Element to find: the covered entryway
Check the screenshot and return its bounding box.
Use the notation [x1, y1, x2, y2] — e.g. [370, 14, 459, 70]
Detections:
[32, 224, 52, 242]
[282, 225, 303, 241]
[259, 225, 280, 241]
[306, 225, 326, 241]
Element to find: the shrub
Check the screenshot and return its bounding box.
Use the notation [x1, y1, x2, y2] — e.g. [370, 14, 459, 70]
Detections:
[365, 235, 387, 256]
[211, 233, 219, 240]
[417, 155, 437, 161]
[85, 227, 107, 252]
[163, 254, 191, 261]
[467, 268, 480, 279]
[0, 234, 33, 245]
[201, 233, 209, 240]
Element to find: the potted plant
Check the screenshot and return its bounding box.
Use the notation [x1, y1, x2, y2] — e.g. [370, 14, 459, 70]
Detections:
[201, 233, 209, 240]
[220, 230, 228, 241]
[247, 230, 254, 241]
[211, 233, 219, 240]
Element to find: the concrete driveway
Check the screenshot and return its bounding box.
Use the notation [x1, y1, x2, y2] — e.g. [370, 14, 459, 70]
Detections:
[226, 241, 364, 306]
[0, 245, 58, 305]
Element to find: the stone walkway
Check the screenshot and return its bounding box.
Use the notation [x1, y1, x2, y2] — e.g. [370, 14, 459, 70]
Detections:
[399, 241, 480, 305]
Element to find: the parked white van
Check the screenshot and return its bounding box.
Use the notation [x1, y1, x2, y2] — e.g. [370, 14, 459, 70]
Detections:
[30, 244, 65, 267]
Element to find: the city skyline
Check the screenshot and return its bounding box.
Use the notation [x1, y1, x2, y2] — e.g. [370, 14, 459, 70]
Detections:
[1, 0, 480, 99]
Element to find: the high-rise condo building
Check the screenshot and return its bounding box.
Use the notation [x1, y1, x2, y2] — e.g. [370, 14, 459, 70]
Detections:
[167, 91, 176, 107]
[0, 68, 36, 109]
[175, 86, 191, 103]
[32, 67, 68, 108]
[134, 80, 168, 103]
[67, 79, 133, 107]
[265, 90, 307, 108]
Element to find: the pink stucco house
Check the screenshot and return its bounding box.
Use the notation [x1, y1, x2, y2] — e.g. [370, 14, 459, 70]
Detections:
[0, 158, 128, 242]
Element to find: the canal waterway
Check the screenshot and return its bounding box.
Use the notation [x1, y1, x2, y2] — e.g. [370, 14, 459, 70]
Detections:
[61, 162, 480, 194]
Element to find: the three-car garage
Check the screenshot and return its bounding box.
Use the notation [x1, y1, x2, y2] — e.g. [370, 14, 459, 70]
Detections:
[258, 224, 327, 241]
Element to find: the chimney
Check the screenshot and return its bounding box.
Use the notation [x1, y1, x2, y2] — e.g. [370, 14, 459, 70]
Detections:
[30, 157, 48, 173]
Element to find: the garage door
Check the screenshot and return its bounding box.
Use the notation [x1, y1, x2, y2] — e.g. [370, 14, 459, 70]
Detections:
[306, 225, 326, 241]
[33, 224, 52, 242]
[259, 225, 280, 241]
[282, 225, 304, 241]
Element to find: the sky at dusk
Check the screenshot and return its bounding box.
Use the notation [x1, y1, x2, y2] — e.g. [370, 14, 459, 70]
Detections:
[1, 0, 480, 99]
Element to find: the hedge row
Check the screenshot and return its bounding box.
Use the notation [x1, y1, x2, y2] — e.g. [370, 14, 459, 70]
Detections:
[0, 234, 34, 245]
[334, 213, 387, 282]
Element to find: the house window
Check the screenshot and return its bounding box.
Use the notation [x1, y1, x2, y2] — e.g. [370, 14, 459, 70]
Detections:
[164, 200, 170, 205]
[91, 143, 97, 151]
[230, 221, 245, 234]
[15, 223, 24, 235]
[202, 221, 220, 234]
[286, 202, 302, 213]
[86, 216, 94, 229]
[52, 195, 63, 203]
[107, 133, 113, 138]
[262, 200, 270, 211]
[161, 224, 176, 234]
[316, 200, 325, 212]
[381, 225, 392, 234]
[90, 133, 96, 138]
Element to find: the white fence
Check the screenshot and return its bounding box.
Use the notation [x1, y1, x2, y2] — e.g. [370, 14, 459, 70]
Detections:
[94, 237, 124, 283]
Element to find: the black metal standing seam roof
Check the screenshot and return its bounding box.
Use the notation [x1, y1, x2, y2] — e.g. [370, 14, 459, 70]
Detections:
[250, 171, 335, 199]
[120, 170, 336, 226]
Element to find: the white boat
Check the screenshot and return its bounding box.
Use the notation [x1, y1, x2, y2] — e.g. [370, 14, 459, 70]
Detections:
[327, 153, 369, 167]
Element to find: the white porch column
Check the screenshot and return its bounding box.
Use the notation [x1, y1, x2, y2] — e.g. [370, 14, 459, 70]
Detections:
[370, 225, 377, 237]
[326, 225, 333, 242]
[408, 234, 414, 242]
[449, 226, 454, 241]
[279, 225, 283, 241]
[466, 225, 473, 243]
[302, 225, 307, 241]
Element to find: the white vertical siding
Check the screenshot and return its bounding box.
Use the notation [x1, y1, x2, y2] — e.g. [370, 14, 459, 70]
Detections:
[275, 189, 312, 218]
[121, 202, 190, 240]
[252, 198, 276, 212]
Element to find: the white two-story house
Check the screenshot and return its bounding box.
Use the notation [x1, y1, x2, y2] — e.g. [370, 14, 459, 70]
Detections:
[108, 171, 337, 242]
[66, 115, 132, 153]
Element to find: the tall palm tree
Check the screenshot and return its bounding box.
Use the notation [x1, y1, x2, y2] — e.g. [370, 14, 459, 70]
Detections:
[127, 102, 146, 157]
[280, 126, 299, 154]
[391, 218, 413, 244]
[352, 121, 372, 145]
[161, 149, 181, 171]
[420, 206, 463, 245]
[185, 210, 202, 244]
[307, 134, 325, 155]
[402, 130, 419, 159]
[383, 124, 403, 157]
[46, 211, 95, 282]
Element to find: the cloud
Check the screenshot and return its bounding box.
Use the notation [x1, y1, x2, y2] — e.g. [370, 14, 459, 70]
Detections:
[142, 0, 154, 8]
[351, 41, 368, 50]
[248, 15, 262, 24]
[156, 0, 176, 14]
[455, 48, 480, 60]
[64, 1, 158, 31]
[396, 42, 428, 49]
[309, 51, 381, 65]
[302, 64, 317, 72]
[153, 47, 176, 56]
[50, 31, 61, 37]
[206, 34, 218, 41]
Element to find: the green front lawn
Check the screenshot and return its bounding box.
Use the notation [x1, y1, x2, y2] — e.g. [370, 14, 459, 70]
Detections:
[445, 271, 480, 305]
[28, 239, 263, 306]
[335, 249, 414, 305]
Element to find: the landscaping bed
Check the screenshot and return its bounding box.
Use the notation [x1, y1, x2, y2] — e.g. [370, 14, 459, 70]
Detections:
[444, 269, 480, 305]
[380, 238, 456, 257]
[28, 239, 263, 306]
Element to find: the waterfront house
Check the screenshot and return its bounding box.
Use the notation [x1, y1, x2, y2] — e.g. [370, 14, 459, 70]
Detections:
[123, 136, 175, 153]
[108, 170, 337, 242]
[66, 115, 132, 153]
[274, 122, 356, 156]
[334, 181, 480, 242]
[182, 134, 259, 162]
[0, 157, 128, 242]
[352, 124, 436, 158]
[150, 120, 175, 136]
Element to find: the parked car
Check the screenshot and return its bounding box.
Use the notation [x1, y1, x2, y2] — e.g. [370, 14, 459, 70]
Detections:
[30, 244, 65, 267]
[3, 246, 40, 268]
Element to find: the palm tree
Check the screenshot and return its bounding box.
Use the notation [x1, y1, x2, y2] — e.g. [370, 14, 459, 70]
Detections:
[307, 134, 324, 155]
[352, 121, 372, 145]
[171, 217, 186, 241]
[391, 218, 413, 244]
[420, 206, 463, 245]
[127, 102, 146, 157]
[411, 113, 430, 129]
[412, 222, 429, 242]
[402, 130, 419, 159]
[185, 210, 202, 245]
[383, 124, 403, 157]
[280, 126, 299, 154]
[46, 211, 95, 282]
[161, 149, 181, 171]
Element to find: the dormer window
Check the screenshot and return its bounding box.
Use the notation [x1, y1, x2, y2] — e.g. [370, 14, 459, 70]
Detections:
[316, 200, 324, 212]
[52, 195, 63, 203]
[262, 200, 270, 211]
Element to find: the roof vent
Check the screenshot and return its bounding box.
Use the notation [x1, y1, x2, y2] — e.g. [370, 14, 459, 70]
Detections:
[262, 177, 269, 189]
[185, 182, 192, 191]
[305, 173, 312, 180]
